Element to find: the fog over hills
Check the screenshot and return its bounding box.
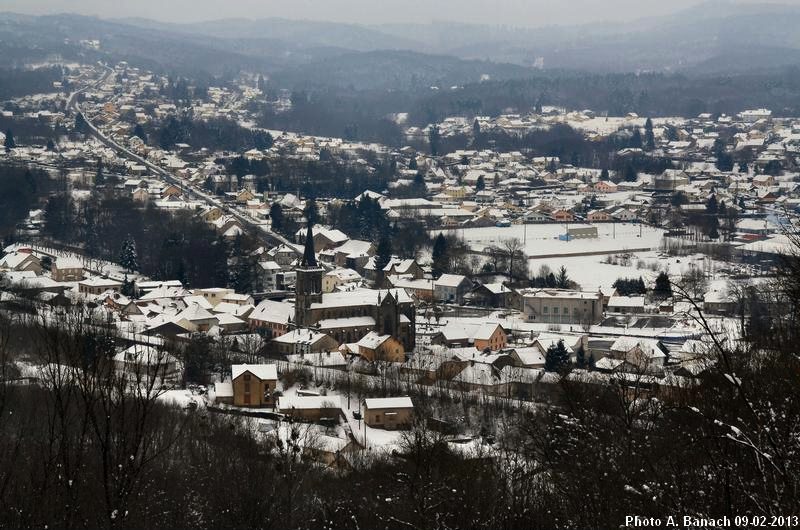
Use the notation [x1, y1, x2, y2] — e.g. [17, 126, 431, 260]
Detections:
[116, 1, 800, 73]
[1, 1, 800, 84]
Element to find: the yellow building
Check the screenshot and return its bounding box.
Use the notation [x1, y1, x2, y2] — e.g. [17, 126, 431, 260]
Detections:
[232, 364, 278, 407]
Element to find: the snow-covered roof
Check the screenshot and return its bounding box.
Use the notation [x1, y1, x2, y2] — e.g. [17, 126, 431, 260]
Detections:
[356, 331, 391, 350]
[435, 274, 469, 288]
[232, 364, 277, 381]
[364, 397, 413, 410]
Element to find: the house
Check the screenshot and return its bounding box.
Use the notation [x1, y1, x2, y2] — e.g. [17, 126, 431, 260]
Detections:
[295, 226, 349, 252]
[213, 380, 234, 404]
[434, 274, 472, 303]
[322, 268, 362, 293]
[272, 329, 339, 356]
[232, 364, 278, 407]
[331, 239, 374, 269]
[364, 397, 414, 429]
[432, 322, 507, 351]
[160, 184, 182, 199]
[356, 332, 405, 362]
[607, 296, 646, 314]
[191, 287, 234, 307]
[249, 300, 293, 338]
[0, 251, 42, 275]
[609, 337, 668, 373]
[51, 256, 83, 282]
[78, 277, 123, 296]
[113, 345, 180, 386]
[278, 395, 342, 422]
[385, 275, 435, 301]
[703, 282, 736, 315]
[551, 209, 575, 222]
[587, 210, 612, 222]
[467, 282, 512, 308]
[594, 181, 618, 194]
[304, 432, 357, 469]
[383, 258, 424, 279]
[654, 170, 689, 191]
[174, 303, 219, 332]
[518, 289, 604, 325]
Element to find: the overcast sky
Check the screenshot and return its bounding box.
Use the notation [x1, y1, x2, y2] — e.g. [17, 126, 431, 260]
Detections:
[0, 0, 761, 26]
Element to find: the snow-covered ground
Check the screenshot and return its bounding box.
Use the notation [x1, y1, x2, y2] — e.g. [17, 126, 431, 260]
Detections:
[441, 223, 665, 258]
[528, 251, 724, 293]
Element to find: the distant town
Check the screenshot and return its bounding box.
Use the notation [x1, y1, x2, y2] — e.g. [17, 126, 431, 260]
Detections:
[1, 21, 799, 528]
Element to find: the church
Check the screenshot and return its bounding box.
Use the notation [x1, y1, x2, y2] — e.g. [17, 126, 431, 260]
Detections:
[294, 223, 416, 351]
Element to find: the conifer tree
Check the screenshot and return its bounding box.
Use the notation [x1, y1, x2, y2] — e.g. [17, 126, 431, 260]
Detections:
[432, 233, 449, 276]
[119, 235, 138, 272]
[545, 339, 571, 372]
[3, 129, 15, 151]
[644, 118, 656, 150]
[654, 271, 672, 299]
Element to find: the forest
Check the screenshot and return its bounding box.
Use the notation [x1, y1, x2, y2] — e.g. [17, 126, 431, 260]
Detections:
[41, 194, 257, 289]
[0, 163, 55, 240]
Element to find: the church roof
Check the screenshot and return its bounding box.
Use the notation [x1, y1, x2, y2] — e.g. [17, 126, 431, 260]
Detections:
[301, 222, 317, 267]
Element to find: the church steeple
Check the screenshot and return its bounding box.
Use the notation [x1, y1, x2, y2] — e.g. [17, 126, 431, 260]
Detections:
[295, 221, 323, 327]
[301, 222, 317, 267]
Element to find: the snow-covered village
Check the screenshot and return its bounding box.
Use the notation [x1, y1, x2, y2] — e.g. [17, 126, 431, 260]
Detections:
[1, 3, 799, 529]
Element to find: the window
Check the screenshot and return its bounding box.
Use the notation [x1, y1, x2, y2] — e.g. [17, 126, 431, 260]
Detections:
[543, 306, 549, 314]
[244, 394, 250, 405]
[243, 373, 251, 381]
[563, 307, 569, 315]
[244, 382, 250, 393]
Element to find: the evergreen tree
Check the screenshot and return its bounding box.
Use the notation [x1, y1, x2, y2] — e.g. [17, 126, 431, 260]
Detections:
[575, 344, 587, 369]
[475, 175, 486, 191]
[556, 266, 570, 289]
[738, 161, 748, 173]
[231, 256, 254, 293]
[706, 194, 718, 215]
[630, 128, 643, 149]
[473, 118, 481, 138]
[95, 158, 105, 186]
[654, 271, 672, 299]
[303, 197, 319, 225]
[432, 233, 449, 276]
[119, 235, 139, 272]
[600, 168, 609, 181]
[46, 138, 56, 151]
[375, 234, 393, 281]
[133, 123, 146, 142]
[708, 216, 720, 240]
[428, 125, 440, 157]
[413, 172, 425, 188]
[408, 157, 418, 171]
[623, 164, 638, 182]
[74, 113, 87, 133]
[545, 339, 571, 372]
[3, 129, 15, 151]
[121, 274, 135, 297]
[671, 191, 688, 207]
[644, 118, 656, 150]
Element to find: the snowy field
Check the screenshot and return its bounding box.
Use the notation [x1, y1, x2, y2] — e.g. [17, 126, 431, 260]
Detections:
[528, 251, 722, 293]
[442, 223, 665, 258]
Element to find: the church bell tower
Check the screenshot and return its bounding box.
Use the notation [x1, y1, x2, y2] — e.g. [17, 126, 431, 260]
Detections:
[294, 222, 323, 327]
